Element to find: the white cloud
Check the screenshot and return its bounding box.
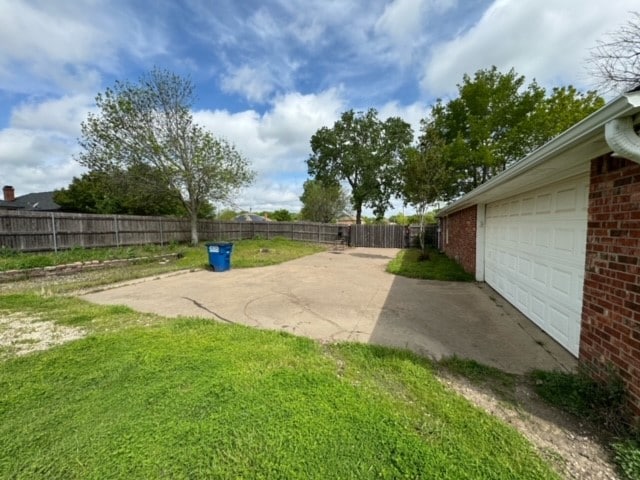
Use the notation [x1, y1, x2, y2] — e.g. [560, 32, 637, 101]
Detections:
[194, 88, 344, 174]
[0, 128, 84, 194]
[375, 0, 430, 48]
[0, 91, 94, 195]
[0, 2, 110, 67]
[0, 1, 168, 95]
[235, 180, 304, 212]
[194, 88, 345, 212]
[11, 94, 94, 137]
[366, 0, 457, 67]
[422, 0, 640, 97]
[221, 65, 277, 103]
[377, 100, 429, 139]
[261, 89, 344, 150]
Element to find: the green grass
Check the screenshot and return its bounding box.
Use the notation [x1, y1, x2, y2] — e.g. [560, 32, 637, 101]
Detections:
[0, 243, 181, 271]
[0, 239, 326, 294]
[0, 239, 325, 273]
[438, 356, 517, 402]
[387, 248, 475, 281]
[0, 295, 558, 479]
[230, 237, 325, 268]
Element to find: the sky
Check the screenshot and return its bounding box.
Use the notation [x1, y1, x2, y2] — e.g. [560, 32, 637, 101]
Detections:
[0, 0, 637, 215]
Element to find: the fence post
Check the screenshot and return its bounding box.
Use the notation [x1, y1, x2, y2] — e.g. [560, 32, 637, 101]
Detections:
[160, 218, 164, 246]
[50, 212, 58, 253]
[317, 223, 321, 243]
[114, 215, 120, 247]
[267, 221, 270, 240]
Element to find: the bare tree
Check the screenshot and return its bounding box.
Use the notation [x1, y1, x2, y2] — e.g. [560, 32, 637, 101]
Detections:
[589, 12, 640, 93]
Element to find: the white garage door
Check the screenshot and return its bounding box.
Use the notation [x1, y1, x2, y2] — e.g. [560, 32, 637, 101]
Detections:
[484, 174, 589, 356]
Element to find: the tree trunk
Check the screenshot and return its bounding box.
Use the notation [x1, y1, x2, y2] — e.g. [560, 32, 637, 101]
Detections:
[355, 204, 362, 224]
[190, 207, 199, 246]
[419, 212, 426, 254]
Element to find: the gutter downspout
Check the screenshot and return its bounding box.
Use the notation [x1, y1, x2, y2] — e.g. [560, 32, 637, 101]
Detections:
[605, 115, 640, 163]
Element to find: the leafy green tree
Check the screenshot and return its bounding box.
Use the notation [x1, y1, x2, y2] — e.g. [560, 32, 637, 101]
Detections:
[307, 109, 413, 223]
[388, 213, 410, 225]
[299, 179, 348, 223]
[54, 164, 187, 216]
[271, 209, 293, 222]
[401, 139, 452, 252]
[422, 67, 603, 199]
[76, 68, 255, 245]
[216, 209, 238, 221]
[530, 86, 604, 145]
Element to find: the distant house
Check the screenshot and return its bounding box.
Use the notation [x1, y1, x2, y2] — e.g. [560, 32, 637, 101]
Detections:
[0, 186, 61, 211]
[232, 213, 271, 223]
[335, 213, 356, 225]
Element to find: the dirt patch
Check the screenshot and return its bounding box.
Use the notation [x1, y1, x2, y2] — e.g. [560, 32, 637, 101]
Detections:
[439, 373, 619, 480]
[0, 313, 86, 358]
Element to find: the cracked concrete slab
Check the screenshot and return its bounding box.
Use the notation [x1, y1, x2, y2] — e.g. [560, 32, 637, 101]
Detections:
[79, 248, 576, 374]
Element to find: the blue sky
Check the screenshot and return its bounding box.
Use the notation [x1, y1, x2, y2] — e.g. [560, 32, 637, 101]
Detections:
[0, 0, 637, 214]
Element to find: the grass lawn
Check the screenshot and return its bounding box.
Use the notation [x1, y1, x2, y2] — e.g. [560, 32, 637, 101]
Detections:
[0, 294, 558, 479]
[0, 238, 325, 272]
[0, 238, 326, 294]
[386, 248, 474, 282]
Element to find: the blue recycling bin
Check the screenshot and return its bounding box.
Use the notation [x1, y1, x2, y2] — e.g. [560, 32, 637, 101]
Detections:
[205, 242, 233, 272]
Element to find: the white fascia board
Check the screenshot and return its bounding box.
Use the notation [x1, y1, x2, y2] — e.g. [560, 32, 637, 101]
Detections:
[438, 91, 640, 217]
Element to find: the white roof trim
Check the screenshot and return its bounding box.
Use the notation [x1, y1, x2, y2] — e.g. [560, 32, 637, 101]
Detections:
[438, 91, 640, 216]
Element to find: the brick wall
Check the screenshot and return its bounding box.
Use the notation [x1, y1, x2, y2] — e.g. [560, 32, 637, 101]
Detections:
[580, 154, 640, 417]
[440, 205, 477, 274]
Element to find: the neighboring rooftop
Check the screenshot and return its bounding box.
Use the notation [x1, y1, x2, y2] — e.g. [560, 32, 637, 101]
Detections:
[0, 186, 60, 211]
[232, 213, 271, 222]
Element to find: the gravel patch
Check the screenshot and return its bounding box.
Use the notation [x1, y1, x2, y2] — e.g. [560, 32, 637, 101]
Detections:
[0, 313, 86, 358]
[440, 373, 620, 480]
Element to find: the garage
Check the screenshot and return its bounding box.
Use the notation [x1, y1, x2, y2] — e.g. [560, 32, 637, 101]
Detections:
[437, 90, 640, 415]
[483, 174, 589, 356]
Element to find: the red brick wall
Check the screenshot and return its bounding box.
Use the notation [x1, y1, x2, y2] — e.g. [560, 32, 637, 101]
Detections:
[440, 205, 476, 274]
[581, 154, 640, 417]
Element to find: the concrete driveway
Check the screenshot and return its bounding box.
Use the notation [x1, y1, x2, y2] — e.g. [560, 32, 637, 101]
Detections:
[80, 248, 576, 374]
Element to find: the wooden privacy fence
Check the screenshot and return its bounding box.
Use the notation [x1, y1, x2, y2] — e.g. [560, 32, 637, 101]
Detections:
[0, 210, 439, 252]
[349, 224, 438, 248]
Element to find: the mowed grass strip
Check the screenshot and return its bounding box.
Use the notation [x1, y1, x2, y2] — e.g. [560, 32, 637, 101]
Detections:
[387, 247, 474, 281]
[0, 238, 325, 272]
[0, 298, 557, 479]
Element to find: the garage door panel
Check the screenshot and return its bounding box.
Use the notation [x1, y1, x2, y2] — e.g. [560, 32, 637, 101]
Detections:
[554, 228, 575, 252]
[517, 256, 532, 277]
[530, 295, 547, 326]
[536, 194, 552, 213]
[548, 305, 571, 343]
[484, 175, 588, 356]
[535, 227, 551, 248]
[521, 197, 535, 214]
[532, 261, 548, 287]
[550, 267, 572, 298]
[555, 188, 577, 212]
[516, 286, 530, 311]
